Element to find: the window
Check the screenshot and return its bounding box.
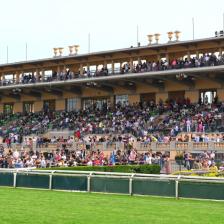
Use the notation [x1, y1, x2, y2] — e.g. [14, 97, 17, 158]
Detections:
[115, 95, 128, 105]
[82, 98, 109, 110]
[4, 103, 13, 115]
[200, 90, 217, 104]
[23, 102, 34, 113]
[66, 98, 79, 112]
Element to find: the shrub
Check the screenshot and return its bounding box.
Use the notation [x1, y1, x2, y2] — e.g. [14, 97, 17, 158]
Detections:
[40, 164, 161, 174]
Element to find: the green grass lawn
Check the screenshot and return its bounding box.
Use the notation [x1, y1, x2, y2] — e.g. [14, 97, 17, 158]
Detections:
[0, 188, 224, 224]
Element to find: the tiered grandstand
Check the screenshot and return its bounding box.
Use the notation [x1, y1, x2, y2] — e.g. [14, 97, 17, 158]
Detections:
[0, 33, 224, 171]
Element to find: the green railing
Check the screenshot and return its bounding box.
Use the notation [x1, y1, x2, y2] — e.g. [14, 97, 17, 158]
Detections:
[0, 168, 224, 200]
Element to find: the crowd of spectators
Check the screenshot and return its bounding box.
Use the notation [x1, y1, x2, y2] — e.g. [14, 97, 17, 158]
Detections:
[1, 53, 224, 86]
[121, 53, 224, 74]
[0, 141, 170, 171]
[182, 151, 218, 172]
[0, 99, 224, 146]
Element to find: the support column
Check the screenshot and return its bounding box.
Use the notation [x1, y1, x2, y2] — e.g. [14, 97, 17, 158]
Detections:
[196, 51, 199, 58]
[103, 61, 107, 68]
[36, 69, 40, 82]
[219, 48, 222, 56]
[129, 58, 133, 72]
[165, 53, 169, 63]
[111, 61, 115, 74]
[42, 70, 45, 82]
[16, 71, 20, 84]
[187, 51, 191, 60]
[120, 62, 123, 72]
[79, 64, 83, 76]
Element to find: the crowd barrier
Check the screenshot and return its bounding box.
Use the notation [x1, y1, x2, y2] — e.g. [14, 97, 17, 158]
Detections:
[0, 169, 224, 200]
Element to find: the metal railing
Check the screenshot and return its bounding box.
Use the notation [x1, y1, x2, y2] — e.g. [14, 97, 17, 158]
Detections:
[0, 169, 224, 200]
[7, 141, 224, 152]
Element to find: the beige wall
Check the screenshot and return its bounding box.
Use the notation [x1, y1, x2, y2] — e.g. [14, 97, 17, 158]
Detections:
[56, 99, 65, 111]
[34, 101, 43, 112]
[185, 90, 199, 103]
[156, 92, 168, 104]
[217, 89, 224, 102]
[129, 94, 140, 104]
[14, 102, 23, 113]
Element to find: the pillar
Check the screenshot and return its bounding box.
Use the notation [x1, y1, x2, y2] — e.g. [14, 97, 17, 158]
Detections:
[16, 71, 20, 84]
[165, 53, 169, 63]
[111, 61, 115, 74]
[129, 58, 133, 72]
[187, 51, 191, 60]
[42, 70, 45, 82]
[196, 51, 199, 58]
[36, 69, 40, 81]
[79, 64, 83, 75]
[104, 61, 107, 68]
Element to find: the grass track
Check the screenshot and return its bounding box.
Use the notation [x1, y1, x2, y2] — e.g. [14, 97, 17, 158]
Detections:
[0, 187, 223, 224]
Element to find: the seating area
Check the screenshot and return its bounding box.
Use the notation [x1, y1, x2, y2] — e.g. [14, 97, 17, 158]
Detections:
[1, 53, 224, 86]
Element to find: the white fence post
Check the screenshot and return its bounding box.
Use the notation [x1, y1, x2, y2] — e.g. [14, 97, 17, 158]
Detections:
[87, 172, 93, 192]
[13, 171, 17, 188]
[129, 174, 135, 195]
[175, 175, 181, 199]
[49, 171, 55, 190]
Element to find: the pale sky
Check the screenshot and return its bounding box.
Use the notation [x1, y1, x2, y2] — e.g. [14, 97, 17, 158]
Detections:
[0, 0, 223, 64]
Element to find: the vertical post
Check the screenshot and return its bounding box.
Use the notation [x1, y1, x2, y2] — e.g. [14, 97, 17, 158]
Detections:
[42, 70, 45, 82]
[129, 58, 133, 72]
[25, 42, 28, 61]
[88, 33, 90, 53]
[192, 17, 195, 40]
[175, 175, 181, 199]
[137, 25, 139, 46]
[87, 172, 93, 192]
[79, 64, 83, 76]
[6, 46, 8, 63]
[223, 13, 224, 36]
[129, 174, 135, 195]
[111, 61, 115, 74]
[49, 171, 54, 190]
[13, 172, 17, 188]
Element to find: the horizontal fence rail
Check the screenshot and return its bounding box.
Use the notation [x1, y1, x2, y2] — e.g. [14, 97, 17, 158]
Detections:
[0, 169, 224, 200]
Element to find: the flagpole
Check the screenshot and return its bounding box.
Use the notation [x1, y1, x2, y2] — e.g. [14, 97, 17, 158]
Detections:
[25, 42, 28, 61]
[88, 33, 90, 53]
[192, 17, 195, 40]
[137, 25, 139, 46]
[6, 46, 8, 63]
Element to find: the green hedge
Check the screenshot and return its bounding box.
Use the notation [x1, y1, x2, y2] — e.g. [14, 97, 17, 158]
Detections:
[41, 164, 160, 174]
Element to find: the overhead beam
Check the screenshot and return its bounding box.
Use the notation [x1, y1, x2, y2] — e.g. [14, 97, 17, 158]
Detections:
[133, 79, 165, 90]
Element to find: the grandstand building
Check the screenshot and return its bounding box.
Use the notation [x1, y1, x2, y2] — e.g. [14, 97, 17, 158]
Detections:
[0, 34, 224, 114]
